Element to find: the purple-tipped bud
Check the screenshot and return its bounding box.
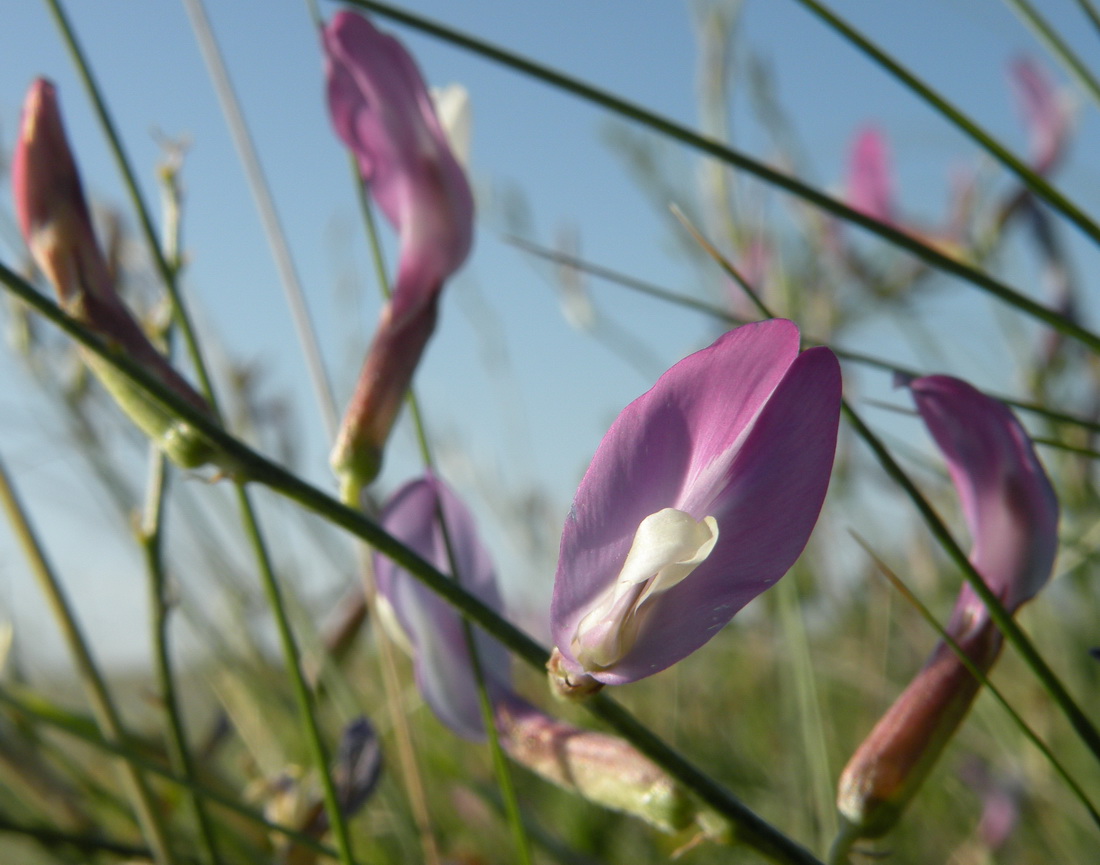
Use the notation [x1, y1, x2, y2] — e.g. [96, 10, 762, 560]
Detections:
[550, 320, 841, 693]
[13, 79, 217, 470]
[837, 376, 1058, 838]
[324, 11, 474, 496]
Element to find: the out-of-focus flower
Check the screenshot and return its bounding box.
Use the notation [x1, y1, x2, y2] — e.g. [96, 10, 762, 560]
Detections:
[837, 375, 1058, 839]
[324, 11, 474, 498]
[549, 320, 841, 694]
[374, 475, 710, 834]
[842, 126, 971, 261]
[13, 78, 218, 470]
[847, 128, 895, 226]
[1010, 56, 1072, 177]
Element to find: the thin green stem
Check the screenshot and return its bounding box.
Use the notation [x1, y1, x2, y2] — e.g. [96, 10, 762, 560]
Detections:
[1072, 0, 1100, 38]
[1002, 0, 1100, 109]
[233, 483, 358, 865]
[0, 263, 824, 865]
[0, 454, 179, 865]
[790, 0, 1100, 248]
[0, 812, 157, 862]
[507, 236, 1100, 435]
[852, 535, 1100, 830]
[343, 0, 1100, 353]
[339, 197, 443, 865]
[43, 0, 217, 405]
[140, 449, 223, 865]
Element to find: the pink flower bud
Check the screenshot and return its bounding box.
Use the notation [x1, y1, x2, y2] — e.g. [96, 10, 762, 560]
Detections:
[837, 376, 1058, 838]
[324, 11, 474, 495]
[13, 79, 216, 469]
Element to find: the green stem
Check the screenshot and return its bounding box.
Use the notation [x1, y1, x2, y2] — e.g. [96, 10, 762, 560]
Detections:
[233, 483, 359, 865]
[0, 454, 179, 865]
[1071, 0, 1100, 37]
[668, 220, 1100, 772]
[140, 450, 224, 865]
[1002, 0, 1100, 109]
[342, 0, 1100, 353]
[0, 263, 824, 865]
[508, 237, 1100, 435]
[43, 0, 216, 403]
[844, 405, 1100, 764]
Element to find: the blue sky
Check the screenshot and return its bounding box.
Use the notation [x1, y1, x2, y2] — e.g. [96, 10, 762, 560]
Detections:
[1, 0, 1097, 668]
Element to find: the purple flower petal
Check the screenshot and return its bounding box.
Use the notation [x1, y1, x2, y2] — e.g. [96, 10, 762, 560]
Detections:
[907, 375, 1058, 613]
[551, 320, 841, 686]
[323, 10, 473, 311]
[374, 475, 509, 740]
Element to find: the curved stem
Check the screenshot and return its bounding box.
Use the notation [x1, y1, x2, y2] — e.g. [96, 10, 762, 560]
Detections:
[140, 449, 224, 865]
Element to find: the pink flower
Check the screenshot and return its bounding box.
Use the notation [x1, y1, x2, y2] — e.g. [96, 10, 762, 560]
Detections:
[837, 375, 1058, 838]
[549, 320, 841, 693]
[13, 79, 215, 468]
[324, 11, 474, 497]
[847, 128, 895, 226]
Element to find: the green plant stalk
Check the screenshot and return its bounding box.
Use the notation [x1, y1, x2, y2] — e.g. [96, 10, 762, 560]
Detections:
[44, 5, 361, 856]
[342, 0, 1100, 354]
[789, 0, 1100, 249]
[140, 450, 224, 865]
[435, 504, 534, 865]
[0, 686, 339, 860]
[233, 483, 358, 865]
[1072, 0, 1100, 36]
[138, 151, 225, 865]
[0, 262, 825, 865]
[358, 182, 533, 864]
[777, 576, 836, 849]
[507, 235, 1100, 435]
[850, 534, 1100, 830]
[0, 454, 179, 865]
[1002, 0, 1100, 109]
